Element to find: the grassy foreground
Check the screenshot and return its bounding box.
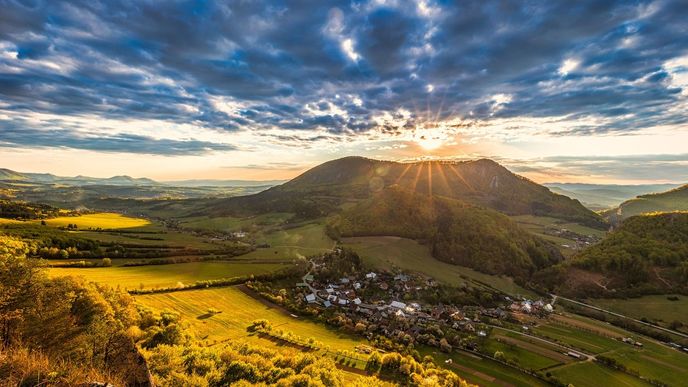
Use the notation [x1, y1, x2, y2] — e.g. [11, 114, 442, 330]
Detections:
[136, 286, 364, 351]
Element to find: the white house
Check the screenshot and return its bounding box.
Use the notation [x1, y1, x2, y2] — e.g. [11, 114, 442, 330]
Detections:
[390, 301, 406, 309]
[353, 298, 362, 305]
[366, 272, 377, 280]
[305, 294, 316, 303]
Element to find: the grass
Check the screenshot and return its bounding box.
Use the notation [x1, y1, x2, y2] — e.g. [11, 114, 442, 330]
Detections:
[533, 322, 625, 354]
[38, 213, 151, 229]
[342, 236, 537, 298]
[606, 339, 688, 386]
[550, 361, 651, 387]
[482, 336, 562, 371]
[240, 223, 334, 261]
[590, 295, 688, 327]
[179, 213, 293, 232]
[47, 261, 286, 290]
[419, 348, 549, 387]
[136, 286, 364, 352]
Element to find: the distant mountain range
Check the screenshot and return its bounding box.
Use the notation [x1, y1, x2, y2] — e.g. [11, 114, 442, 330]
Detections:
[544, 183, 682, 210]
[0, 168, 283, 188]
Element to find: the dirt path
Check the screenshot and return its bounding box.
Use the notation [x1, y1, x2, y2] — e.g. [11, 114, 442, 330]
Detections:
[653, 267, 672, 287]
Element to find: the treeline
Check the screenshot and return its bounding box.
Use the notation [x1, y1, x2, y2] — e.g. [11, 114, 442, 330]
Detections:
[0, 199, 64, 220]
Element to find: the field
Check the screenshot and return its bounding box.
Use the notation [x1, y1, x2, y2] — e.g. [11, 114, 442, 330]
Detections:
[39, 213, 151, 229]
[48, 261, 286, 290]
[550, 361, 651, 387]
[533, 322, 625, 354]
[420, 348, 549, 387]
[136, 286, 365, 352]
[342, 236, 537, 297]
[482, 334, 565, 370]
[239, 222, 334, 261]
[591, 295, 688, 328]
[179, 213, 293, 232]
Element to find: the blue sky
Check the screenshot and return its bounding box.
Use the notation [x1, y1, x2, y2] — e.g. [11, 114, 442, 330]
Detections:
[1, 0, 687, 183]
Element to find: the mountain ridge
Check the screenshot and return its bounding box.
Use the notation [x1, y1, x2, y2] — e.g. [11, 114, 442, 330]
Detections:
[211, 156, 607, 229]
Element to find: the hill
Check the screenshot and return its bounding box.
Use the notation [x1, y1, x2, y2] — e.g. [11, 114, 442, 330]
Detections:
[544, 183, 680, 210]
[606, 184, 688, 222]
[208, 157, 606, 228]
[0, 168, 27, 181]
[537, 212, 688, 297]
[329, 187, 563, 280]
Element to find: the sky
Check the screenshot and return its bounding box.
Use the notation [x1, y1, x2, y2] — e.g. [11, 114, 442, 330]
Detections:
[1, 0, 688, 184]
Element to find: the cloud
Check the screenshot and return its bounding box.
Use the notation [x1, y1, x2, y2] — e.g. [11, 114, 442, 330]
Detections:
[0, 0, 687, 154]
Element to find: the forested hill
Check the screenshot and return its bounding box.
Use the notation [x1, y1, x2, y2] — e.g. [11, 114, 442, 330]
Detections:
[208, 156, 606, 228]
[329, 186, 563, 280]
[606, 184, 688, 222]
[537, 212, 688, 297]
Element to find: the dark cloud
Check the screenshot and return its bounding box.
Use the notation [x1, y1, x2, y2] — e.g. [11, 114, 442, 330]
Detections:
[0, 0, 687, 154]
[0, 126, 236, 155]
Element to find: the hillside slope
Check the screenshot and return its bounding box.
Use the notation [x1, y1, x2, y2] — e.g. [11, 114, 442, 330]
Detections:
[545, 183, 680, 210]
[537, 212, 688, 297]
[208, 157, 606, 228]
[329, 187, 563, 280]
[606, 184, 688, 222]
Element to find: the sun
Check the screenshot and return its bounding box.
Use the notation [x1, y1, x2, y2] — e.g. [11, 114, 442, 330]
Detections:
[413, 126, 448, 150]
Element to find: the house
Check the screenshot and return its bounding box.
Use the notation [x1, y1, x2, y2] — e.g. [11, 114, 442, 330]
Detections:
[390, 301, 407, 309]
[323, 301, 332, 308]
[477, 330, 487, 337]
[379, 282, 389, 291]
[353, 282, 361, 290]
[353, 298, 362, 305]
[567, 351, 583, 359]
[338, 299, 348, 305]
[340, 278, 350, 284]
[395, 309, 406, 318]
[544, 304, 554, 313]
[305, 294, 316, 303]
[394, 274, 409, 282]
[366, 272, 377, 280]
[304, 274, 314, 282]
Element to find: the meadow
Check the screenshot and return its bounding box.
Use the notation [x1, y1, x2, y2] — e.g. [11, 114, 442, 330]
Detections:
[591, 295, 688, 328]
[179, 213, 293, 232]
[136, 286, 365, 352]
[550, 361, 651, 387]
[239, 222, 335, 261]
[48, 261, 286, 290]
[419, 348, 549, 387]
[39, 213, 151, 229]
[342, 236, 537, 298]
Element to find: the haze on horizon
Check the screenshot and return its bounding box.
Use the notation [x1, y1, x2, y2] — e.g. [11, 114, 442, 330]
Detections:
[1, 0, 687, 184]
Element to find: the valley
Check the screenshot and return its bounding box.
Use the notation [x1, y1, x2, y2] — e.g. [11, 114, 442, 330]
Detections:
[2, 158, 688, 386]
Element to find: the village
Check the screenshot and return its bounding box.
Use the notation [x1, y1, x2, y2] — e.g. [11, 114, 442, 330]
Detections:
[292, 249, 556, 351]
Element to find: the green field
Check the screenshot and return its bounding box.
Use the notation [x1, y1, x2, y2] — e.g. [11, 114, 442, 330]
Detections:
[533, 322, 625, 354]
[482, 336, 563, 371]
[551, 361, 651, 387]
[136, 286, 364, 351]
[48, 261, 286, 290]
[420, 348, 549, 387]
[39, 213, 151, 229]
[240, 223, 334, 261]
[591, 295, 688, 327]
[342, 236, 537, 297]
[179, 213, 293, 232]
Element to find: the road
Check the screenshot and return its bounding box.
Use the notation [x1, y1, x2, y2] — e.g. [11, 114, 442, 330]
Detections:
[553, 294, 688, 340]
